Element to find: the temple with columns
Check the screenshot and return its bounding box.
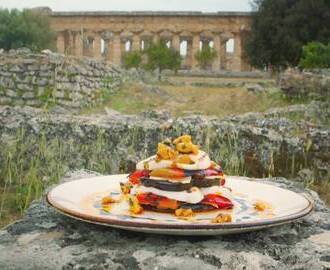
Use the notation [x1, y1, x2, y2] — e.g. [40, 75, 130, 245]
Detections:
[50, 11, 252, 71]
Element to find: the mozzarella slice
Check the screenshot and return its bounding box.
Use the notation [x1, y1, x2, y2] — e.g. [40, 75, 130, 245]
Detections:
[175, 151, 211, 170]
[131, 186, 204, 204]
[200, 186, 233, 200]
[136, 155, 172, 170]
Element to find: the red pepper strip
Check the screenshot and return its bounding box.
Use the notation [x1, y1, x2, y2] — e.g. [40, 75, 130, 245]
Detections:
[136, 193, 160, 205]
[220, 177, 226, 186]
[128, 170, 149, 185]
[203, 169, 222, 176]
[201, 194, 233, 209]
[136, 193, 179, 210]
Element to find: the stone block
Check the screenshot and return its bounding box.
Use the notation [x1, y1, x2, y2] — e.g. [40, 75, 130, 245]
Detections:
[22, 58, 37, 64]
[22, 91, 35, 99]
[25, 99, 41, 107]
[53, 90, 65, 99]
[17, 83, 32, 91]
[27, 64, 41, 71]
[0, 97, 12, 104]
[0, 71, 11, 77]
[40, 64, 52, 71]
[39, 71, 53, 78]
[37, 78, 49, 86]
[9, 65, 23, 72]
[5, 89, 18, 97]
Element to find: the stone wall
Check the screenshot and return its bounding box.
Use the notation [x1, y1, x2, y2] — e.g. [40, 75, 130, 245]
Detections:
[0, 49, 122, 108]
[280, 68, 330, 99]
[0, 101, 329, 182]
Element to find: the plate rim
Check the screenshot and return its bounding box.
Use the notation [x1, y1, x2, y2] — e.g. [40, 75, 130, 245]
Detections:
[46, 175, 314, 230]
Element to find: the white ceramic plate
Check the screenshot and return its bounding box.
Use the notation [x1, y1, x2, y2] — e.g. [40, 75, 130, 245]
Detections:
[47, 175, 313, 235]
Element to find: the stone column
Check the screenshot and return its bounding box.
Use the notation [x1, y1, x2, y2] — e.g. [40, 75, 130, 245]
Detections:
[110, 33, 122, 66]
[132, 34, 140, 51]
[240, 33, 251, 71]
[56, 32, 65, 54]
[232, 33, 242, 71]
[212, 35, 221, 71]
[93, 34, 102, 59]
[74, 32, 83, 57]
[66, 31, 74, 55]
[220, 37, 227, 70]
[105, 39, 113, 62]
[191, 34, 200, 70]
[172, 34, 180, 52]
[153, 34, 159, 44]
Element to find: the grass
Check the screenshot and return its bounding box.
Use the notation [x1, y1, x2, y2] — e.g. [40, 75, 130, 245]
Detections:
[0, 127, 118, 228]
[81, 81, 298, 118]
[0, 129, 67, 227]
[166, 75, 275, 85]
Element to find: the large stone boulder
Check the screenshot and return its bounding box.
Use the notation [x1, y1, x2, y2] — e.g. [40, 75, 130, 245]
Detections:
[0, 170, 329, 270]
[280, 69, 330, 99]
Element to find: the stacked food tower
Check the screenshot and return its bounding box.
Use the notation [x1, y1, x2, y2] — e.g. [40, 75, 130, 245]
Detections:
[123, 135, 234, 217]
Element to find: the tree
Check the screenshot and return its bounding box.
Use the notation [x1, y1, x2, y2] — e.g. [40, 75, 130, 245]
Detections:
[123, 51, 142, 69]
[195, 45, 217, 69]
[299, 42, 330, 69]
[245, 0, 330, 70]
[0, 8, 55, 51]
[145, 42, 181, 80]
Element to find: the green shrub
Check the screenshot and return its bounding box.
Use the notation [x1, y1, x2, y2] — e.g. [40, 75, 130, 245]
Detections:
[0, 8, 55, 51]
[245, 0, 330, 70]
[145, 42, 181, 79]
[123, 51, 142, 69]
[195, 45, 217, 69]
[299, 42, 330, 69]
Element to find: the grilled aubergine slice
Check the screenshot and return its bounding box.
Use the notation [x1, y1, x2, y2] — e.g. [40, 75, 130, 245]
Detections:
[140, 177, 221, 191]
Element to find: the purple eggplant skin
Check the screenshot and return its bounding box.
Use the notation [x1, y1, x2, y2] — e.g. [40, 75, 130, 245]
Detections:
[140, 178, 192, 191]
[191, 177, 220, 188]
[140, 177, 221, 191]
[180, 203, 215, 211]
[184, 167, 223, 178]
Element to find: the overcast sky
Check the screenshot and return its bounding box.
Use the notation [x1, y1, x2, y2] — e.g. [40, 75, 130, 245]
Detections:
[0, 0, 251, 12]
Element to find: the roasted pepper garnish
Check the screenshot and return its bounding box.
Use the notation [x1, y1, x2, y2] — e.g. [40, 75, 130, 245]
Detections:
[175, 208, 194, 218]
[128, 195, 144, 214]
[254, 200, 272, 211]
[120, 182, 133, 194]
[173, 135, 192, 144]
[101, 196, 117, 213]
[102, 196, 117, 205]
[102, 205, 112, 212]
[175, 154, 195, 164]
[211, 213, 232, 223]
[128, 170, 149, 185]
[156, 143, 178, 161]
[173, 135, 199, 155]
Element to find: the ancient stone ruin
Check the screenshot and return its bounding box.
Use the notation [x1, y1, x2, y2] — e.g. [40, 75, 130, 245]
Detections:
[0, 50, 122, 108]
[50, 10, 251, 71]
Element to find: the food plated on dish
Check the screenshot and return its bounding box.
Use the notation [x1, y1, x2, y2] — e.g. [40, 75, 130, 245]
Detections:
[47, 134, 313, 234]
[99, 135, 276, 223]
[123, 135, 233, 219]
